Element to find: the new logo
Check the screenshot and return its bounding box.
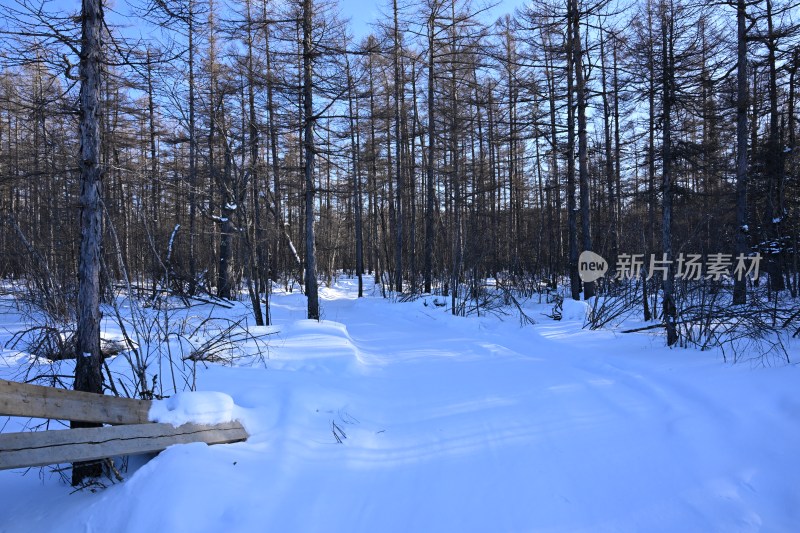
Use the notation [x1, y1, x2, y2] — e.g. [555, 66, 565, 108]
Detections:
[578, 251, 608, 282]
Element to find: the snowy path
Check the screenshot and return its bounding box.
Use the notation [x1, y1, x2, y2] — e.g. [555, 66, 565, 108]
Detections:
[1, 280, 798, 532]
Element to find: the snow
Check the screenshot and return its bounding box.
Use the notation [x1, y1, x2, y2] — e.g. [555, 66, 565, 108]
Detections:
[149, 391, 236, 427]
[167, 224, 180, 258]
[559, 297, 590, 321]
[1, 279, 799, 532]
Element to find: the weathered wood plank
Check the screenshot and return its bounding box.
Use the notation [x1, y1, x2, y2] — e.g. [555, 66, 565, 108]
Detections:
[0, 379, 151, 425]
[0, 421, 248, 470]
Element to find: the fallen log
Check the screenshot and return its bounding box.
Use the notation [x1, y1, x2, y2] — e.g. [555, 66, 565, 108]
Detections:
[621, 323, 667, 334]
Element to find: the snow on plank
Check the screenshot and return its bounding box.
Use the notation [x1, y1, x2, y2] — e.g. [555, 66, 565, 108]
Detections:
[0, 421, 248, 470]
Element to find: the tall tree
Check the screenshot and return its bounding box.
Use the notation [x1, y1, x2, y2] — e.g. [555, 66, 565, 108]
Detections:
[393, 0, 404, 293]
[733, 0, 749, 304]
[72, 0, 105, 485]
[302, 0, 319, 319]
[243, 0, 267, 323]
[566, 0, 580, 300]
[600, 28, 619, 275]
[660, 0, 678, 346]
[571, 0, 594, 299]
[423, 0, 441, 294]
[346, 53, 364, 297]
[188, 0, 199, 293]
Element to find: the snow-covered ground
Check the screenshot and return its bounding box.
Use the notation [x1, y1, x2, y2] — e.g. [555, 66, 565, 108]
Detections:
[1, 278, 799, 532]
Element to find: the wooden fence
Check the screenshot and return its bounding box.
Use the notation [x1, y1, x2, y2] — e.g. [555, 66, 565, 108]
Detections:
[0, 379, 247, 471]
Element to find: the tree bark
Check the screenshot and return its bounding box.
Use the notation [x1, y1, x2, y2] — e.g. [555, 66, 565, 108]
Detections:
[346, 57, 364, 298]
[262, 3, 282, 282]
[542, 28, 562, 281]
[764, 0, 785, 292]
[393, 0, 404, 293]
[145, 49, 160, 296]
[647, 3, 657, 255]
[733, 0, 749, 305]
[187, 0, 198, 294]
[566, 1, 580, 301]
[600, 31, 618, 275]
[244, 0, 265, 324]
[73, 0, 105, 485]
[368, 43, 381, 285]
[572, 0, 594, 299]
[302, 0, 319, 319]
[661, 4, 678, 346]
[424, 11, 436, 294]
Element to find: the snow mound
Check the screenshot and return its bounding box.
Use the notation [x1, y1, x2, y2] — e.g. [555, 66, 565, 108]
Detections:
[149, 391, 235, 427]
[561, 298, 590, 321]
[271, 319, 369, 373]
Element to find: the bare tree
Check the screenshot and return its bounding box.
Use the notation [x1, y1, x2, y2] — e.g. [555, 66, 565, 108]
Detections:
[733, 0, 749, 305]
[571, 0, 594, 299]
[302, 0, 319, 319]
[72, 0, 105, 485]
[660, 0, 677, 346]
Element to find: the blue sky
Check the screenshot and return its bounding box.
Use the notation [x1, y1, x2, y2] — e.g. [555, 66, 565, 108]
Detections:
[42, 0, 529, 43]
[341, 0, 529, 39]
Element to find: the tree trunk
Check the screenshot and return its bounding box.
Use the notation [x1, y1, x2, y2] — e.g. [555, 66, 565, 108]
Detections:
[487, 86, 499, 277]
[393, 0, 404, 293]
[765, 0, 785, 292]
[424, 14, 435, 294]
[612, 36, 622, 273]
[386, 90, 397, 291]
[146, 49, 160, 296]
[600, 31, 618, 276]
[262, 4, 282, 282]
[303, 0, 319, 319]
[733, 0, 749, 305]
[368, 44, 381, 285]
[187, 0, 198, 294]
[244, 0, 265, 324]
[572, 0, 594, 299]
[566, 1, 580, 301]
[661, 5, 678, 346]
[449, 8, 461, 313]
[647, 5, 656, 254]
[346, 57, 364, 298]
[542, 29, 562, 281]
[73, 0, 105, 486]
[409, 59, 419, 292]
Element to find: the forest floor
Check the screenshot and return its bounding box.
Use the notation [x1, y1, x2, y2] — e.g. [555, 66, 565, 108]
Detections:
[0, 278, 799, 532]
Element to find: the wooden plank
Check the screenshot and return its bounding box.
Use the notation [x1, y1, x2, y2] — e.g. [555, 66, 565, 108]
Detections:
[0, 421, 248, 470]
[0, 379, 151, 425]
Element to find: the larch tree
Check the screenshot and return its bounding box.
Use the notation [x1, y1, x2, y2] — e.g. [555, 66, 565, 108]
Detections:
[302, 0, 319, 320]
[72, 0, 105, 485]
[733, 0, 749, 305]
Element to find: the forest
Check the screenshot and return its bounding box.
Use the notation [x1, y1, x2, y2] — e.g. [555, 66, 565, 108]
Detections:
[1, 0, 799, 394]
